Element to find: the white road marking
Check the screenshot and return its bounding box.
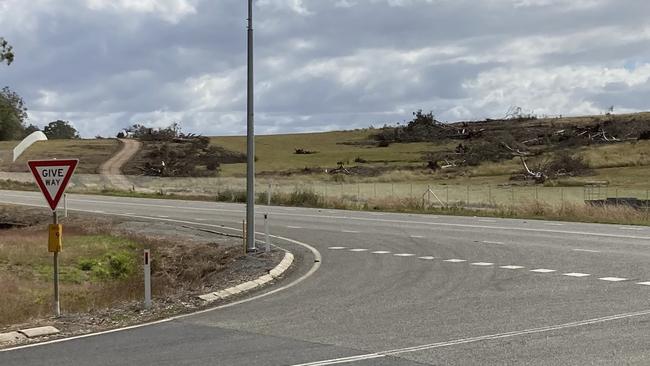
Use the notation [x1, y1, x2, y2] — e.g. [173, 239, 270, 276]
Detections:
[328, 247, 346, 250]
[482, 241, 504, 245]
[500, 265, 525, 270]
[471, 262, 494, 266]
[478, 219, 496, 223]
[418, 256, 435, 260]
[410, 235, 425, 239]
[287, 226, 302, 229]
[93, 210, 105, 213]
[394, 253, 415, 257]
[572, 249, 601, 253]
[349, 248, 368, 252]
[157, 215, 169, 218]
[444, 259, 466, 263]
[620, 227, 643, 231]
[563, 272, 591, 278]
[290, 309, 650, 366]
[544, 223, 564, 226]
[341, 230, 360, 233]
[599, 277, 627, 282]
[530, 268, 556, 273]
[372, 251, 391, 254]
[637, 282, 650, 286]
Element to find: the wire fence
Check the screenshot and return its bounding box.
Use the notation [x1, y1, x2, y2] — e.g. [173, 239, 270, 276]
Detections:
[2, 172, 649, 211]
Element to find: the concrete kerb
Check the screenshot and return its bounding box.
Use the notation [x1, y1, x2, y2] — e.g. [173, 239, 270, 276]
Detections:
[0, 326, 60, 346]
[197, 252, 295, 304]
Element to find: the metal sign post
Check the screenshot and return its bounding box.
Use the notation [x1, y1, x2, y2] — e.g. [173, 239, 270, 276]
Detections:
[28, 159, 78, 318]
[245, 0, 256, 253]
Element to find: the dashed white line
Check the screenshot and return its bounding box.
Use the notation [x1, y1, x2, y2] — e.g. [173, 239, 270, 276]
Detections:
[349, 248, 368, 252]
[637, 282, 650, 286]
[287, 226, 302, 229]
[599, 277, 627, 282]
[394, 253, 415, 257]
[572, 249, 601, 253]
[444, 259, 466, 263]
[500, 265, 525, 270]
[482, 241, 504, 245]
[563, 272, 591, 278]
[544, 223, 564, 226]
[328, 247, 346, 250]
[157, 215, 169, 218]
[418, 256, 435, 260]
[471, 262, 494, 266]
[620, 227, 643, 231]
[342, 230, 360, 233]
[530, 269, 556, 273]
[478, 219, 496, 223]
[410, 235, 425, 239]
[372, 251, 391, 254]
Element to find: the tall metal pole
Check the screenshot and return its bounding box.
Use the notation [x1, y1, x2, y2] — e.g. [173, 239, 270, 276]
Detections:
[246, 0, 256, 252]
[53, 211, 60, 317]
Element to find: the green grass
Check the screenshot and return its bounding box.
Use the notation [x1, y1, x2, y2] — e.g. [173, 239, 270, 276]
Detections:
[211, 129, 453, 176]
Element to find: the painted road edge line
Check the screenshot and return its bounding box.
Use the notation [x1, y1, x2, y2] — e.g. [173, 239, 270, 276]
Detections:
[197, 252, 295, 303]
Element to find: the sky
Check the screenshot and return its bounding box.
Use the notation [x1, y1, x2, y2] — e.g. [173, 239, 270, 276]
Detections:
[1, 0, 649, 138]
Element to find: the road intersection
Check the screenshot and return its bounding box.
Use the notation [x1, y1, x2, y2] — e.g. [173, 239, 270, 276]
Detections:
[1, 190, 650, 365]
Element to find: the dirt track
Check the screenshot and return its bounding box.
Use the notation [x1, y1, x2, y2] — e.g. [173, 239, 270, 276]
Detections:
[99, 139, 141, 190]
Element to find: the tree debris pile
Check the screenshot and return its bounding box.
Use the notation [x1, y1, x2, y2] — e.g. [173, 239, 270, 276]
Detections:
[121, 123, 246, 177]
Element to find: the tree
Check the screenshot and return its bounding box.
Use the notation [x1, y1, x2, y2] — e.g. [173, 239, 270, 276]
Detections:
[0, 37, 14, 65]
[43, 120, 80, 139]
[23, 124, 40, 137]
[0, 87, 27, 140]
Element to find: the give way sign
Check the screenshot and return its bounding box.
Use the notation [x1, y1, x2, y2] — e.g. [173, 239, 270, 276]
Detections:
[28, 159, 79, 211]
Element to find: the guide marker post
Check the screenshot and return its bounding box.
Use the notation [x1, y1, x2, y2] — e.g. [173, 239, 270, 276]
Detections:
[28, 159, 78, 317]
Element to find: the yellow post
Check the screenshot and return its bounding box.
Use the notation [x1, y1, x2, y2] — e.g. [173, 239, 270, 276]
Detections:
[48, 224, 63, 253]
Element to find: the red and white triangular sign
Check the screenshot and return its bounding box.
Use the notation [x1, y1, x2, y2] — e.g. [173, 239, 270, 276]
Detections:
[28, 159, 78, 211]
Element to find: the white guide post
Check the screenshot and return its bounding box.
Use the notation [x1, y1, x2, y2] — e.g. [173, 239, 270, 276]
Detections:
[144, 249, 152, 309]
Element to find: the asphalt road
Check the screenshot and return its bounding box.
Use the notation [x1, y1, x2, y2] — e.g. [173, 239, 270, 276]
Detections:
[2, 190, 650, 365]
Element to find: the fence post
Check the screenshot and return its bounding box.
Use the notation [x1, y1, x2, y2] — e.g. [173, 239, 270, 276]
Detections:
[488, 185, 492, 205]
[466, 185, 470, 205]
[446, 186, 449, 207]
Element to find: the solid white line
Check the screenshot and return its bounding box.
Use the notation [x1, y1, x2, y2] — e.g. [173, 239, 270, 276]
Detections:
[563, 272, 591, 278]
[394, 253, 415, 257]
[372, 251, 391, 254]
[572, 249, 601, 253]
[482, 241, 504, 245]
[500, 265, 524, 270]
[291, 309, 650, 366]
[444, 259, 466, 263]
[157, 215, 169, 218]
[599, 277, 627, 282]
[0, 208, 323, 353]
[418, 256, 435, 260]
[530, 269, 556, 273]
[471, 262, 494, 266]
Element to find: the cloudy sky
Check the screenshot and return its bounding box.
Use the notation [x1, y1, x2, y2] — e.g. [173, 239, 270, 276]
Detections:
[1, 0, 649, 137]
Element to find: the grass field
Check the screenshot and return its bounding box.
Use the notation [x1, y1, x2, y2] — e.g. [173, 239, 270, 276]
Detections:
[0, 228, 143, 326]
[0, 139, 121, 174]
[211, 129, 454, 176]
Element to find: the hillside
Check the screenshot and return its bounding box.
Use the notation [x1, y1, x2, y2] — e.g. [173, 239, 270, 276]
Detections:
[0, 139, 121, 174]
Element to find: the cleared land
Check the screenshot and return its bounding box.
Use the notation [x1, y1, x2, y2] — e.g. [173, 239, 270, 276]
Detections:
[0, 139, 121, 174]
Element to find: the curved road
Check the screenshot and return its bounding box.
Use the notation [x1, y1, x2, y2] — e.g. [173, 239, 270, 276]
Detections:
[1, 190, 650, 365]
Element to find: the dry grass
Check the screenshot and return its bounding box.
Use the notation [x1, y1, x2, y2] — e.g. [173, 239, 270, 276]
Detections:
[2, 139, 121, 174]
[0, 227, 143, 327]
